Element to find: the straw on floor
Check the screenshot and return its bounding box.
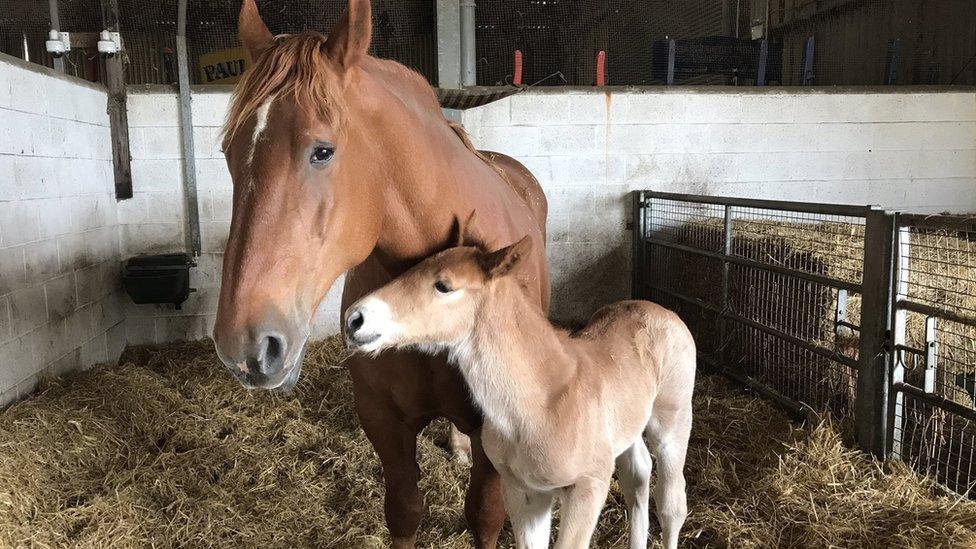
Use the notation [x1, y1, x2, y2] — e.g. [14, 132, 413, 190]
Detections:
[1, 337, 974, 548]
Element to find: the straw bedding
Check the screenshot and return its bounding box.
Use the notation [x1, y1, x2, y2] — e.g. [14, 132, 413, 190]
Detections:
[2, 337, 975, 548]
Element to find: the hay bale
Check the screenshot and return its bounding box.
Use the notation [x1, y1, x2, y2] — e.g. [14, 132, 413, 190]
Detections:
[1, 339, 974, 547]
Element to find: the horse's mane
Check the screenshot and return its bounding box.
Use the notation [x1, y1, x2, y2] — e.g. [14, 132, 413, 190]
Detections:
[447, 121, 509, 182]
[222, 31, 505, 182]
[221, 31, 345, 149]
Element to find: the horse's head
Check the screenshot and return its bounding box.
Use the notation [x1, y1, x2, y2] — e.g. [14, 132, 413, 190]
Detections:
[213, 0, 383, 389]
[343, 228, 533, 355]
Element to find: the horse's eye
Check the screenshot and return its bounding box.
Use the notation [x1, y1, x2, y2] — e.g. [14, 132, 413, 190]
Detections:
[310, 146, 334, 165]
[434, 280, 452, 294]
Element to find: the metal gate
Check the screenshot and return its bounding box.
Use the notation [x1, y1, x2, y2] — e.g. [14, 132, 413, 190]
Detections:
[890, 214, 976, 496]
[632, 190, 975, 497]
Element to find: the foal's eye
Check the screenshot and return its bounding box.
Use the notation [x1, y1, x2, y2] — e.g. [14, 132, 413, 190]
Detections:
[310, 145, 335, 165]
[434, 281, 452, 294]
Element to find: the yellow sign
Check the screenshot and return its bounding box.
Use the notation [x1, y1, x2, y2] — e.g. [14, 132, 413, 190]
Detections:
[198, 47, 248, 84]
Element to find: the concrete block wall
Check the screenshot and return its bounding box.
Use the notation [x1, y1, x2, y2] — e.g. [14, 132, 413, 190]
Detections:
[461, 89, 976, 322]
[0, 54, 125, 406]
[123, 86, 976, 335]
[123, 89, 344, 345]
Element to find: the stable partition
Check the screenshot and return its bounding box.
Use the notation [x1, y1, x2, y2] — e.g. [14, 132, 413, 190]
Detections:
[0, 54, 126, 406]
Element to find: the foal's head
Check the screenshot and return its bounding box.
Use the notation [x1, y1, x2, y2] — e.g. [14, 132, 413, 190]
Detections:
[344, 235, 532, 354]
[212, 0, 431, 389]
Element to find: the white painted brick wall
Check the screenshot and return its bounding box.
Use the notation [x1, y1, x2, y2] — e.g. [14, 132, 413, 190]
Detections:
[463, 89, 976, 323]
[0, 55, 125, 406]
[124, 86, 976, 338]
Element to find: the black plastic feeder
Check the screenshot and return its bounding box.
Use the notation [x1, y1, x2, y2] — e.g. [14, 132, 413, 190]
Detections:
[122, 253, 196, 309]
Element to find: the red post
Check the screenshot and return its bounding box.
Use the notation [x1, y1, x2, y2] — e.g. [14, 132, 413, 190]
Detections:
[513, 50, 523, 86]
[596, 50, 606, 86]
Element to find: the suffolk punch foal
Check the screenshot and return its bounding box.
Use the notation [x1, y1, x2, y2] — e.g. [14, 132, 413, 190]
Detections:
[344, 235, 696, 549]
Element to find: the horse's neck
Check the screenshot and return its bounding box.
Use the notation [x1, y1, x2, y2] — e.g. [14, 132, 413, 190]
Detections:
[451, 281, 576, 437]
[367, 85, 500, 268]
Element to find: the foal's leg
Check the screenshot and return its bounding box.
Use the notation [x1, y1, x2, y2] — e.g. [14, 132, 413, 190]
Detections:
[352, 385, 424, 548]
[465, 429, 507, 548]
[448, 424, 473, 465]
[553, 475, 611, 549]
[501, 481, 554, 549]
[646, 411, 692, 549]
[615, 441, 653, 549]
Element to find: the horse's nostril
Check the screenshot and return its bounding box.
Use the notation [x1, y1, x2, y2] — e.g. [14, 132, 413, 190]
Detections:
[265, 334, 284, 363]
[346, 309, 364, 334]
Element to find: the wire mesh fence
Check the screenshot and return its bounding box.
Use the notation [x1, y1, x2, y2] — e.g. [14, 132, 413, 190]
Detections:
[635, 192, 868, 419]
[1, 0, 437, 85]
[475, 0, 976, 86]
[891, 215, 976, 497]
[634, 192, 976, 499]
[2, 0, 973, 87]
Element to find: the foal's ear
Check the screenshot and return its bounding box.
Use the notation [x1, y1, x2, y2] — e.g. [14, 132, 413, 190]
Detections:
[238, 0, 273, 64]
[326, 0, 372, 73]
[455, 210, 481, 248]
[482, 235, 532, 279]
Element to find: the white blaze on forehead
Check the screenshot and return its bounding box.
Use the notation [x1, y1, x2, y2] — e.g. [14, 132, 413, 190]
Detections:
[247, 96, 274, 166]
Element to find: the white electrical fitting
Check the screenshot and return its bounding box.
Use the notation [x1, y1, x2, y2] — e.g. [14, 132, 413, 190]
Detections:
[44, 30, 71, 56]
[97, 30, 122, 55]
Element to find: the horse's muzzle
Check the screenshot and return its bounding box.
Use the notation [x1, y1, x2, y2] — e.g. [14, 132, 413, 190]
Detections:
[215, 327, 306, 390]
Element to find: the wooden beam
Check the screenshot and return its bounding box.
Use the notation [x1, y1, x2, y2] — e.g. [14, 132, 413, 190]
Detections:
[100, 0, 133, 200]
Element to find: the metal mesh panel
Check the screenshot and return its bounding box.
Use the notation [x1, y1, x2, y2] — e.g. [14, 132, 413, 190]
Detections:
[901, 226, 976, 318]
[730, 322, 858, 416]
[114, 0, 438, 86]
[729, 208, 866, 285]
[893, 216, 976, 497]
[893, 392, 976, 496]
[3, 0, 973, 86]
[475, 0, 976, 86]
[1, 0, 437, 85]
[639, 193, 866, 417]
[770, 0, 976, 85]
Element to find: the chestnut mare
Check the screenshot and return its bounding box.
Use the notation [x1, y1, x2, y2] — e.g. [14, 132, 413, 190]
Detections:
[211, 0, 549, 547]
[344, 233, 695, 549]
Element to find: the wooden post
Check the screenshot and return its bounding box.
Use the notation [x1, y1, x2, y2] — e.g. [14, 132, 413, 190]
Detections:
[100, 0, 133, 199]
[802, 35, 815, 85]
[631, 191, 645, 300]
[756, 39, 768, 86]
[856, 209, 896, 459]
[885, 38, 901, 85]
[177, 0, 201, 255]
[666, 39, 676, 85]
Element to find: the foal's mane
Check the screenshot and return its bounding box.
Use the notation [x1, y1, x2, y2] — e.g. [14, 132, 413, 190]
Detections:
[221, 31, 505, 183]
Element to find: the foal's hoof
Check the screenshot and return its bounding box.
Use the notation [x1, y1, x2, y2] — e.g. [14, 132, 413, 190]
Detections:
[448, 425, 473, 466]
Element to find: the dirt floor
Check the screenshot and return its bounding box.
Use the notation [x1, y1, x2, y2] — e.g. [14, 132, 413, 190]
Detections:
[1, 337, 975, 548]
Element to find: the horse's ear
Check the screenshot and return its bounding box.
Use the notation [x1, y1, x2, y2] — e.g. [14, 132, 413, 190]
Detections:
[481, 235, 532, 279]
[239, 0, 273, 64]
[455, 210, 480, 248]
[325, 0, 372, 73]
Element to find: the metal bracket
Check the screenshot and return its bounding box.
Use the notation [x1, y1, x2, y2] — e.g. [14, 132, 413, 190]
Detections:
[97, 30, 123, 55]
[45, 30, 71, 56]
[923, 316, 938, 393]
